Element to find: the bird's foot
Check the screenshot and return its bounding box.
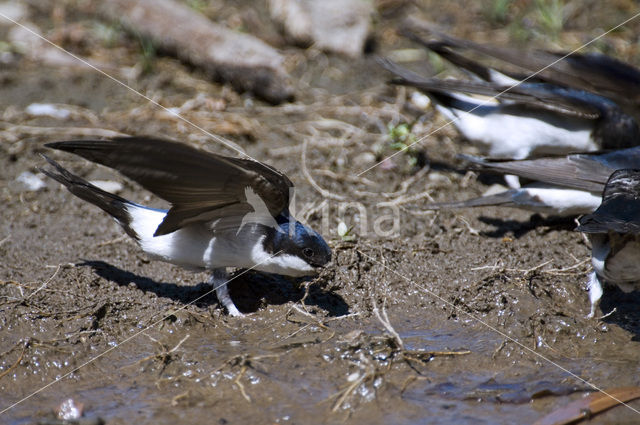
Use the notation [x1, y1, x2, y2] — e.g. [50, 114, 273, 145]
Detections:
[209, 269, 244, 317]
[585, 272, 603, 319]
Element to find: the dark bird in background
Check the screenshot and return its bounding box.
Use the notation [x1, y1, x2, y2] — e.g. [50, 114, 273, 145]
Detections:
[379, 19, 640, 164]
[403, 17, 640, 123]
[380, 58, 639, 160]
[41, 137, 332, 316]
[577, 169, 640, 318]
[418, 146, 640, 216]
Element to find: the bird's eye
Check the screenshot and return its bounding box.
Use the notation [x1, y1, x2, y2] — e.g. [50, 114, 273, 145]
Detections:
[302, 248, 314, 258]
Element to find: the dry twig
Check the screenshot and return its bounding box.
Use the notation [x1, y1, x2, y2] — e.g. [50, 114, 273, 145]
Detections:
[301, 137, 346, 201]
[0, 339, 28, 381]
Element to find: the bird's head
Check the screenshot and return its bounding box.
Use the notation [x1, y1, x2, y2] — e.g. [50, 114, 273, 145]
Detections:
[257, 217, 331, 277]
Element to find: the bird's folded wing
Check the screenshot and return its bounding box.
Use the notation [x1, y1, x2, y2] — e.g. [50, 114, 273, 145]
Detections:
[380, 58, 601, 119]
[461, 155, 606, 193]
[397, 29, 533, 85]
[463, 147, 640, 194]
[578, 169, 640, 234]
[421, 190, 519, 210]
[402, 17, 640, 110]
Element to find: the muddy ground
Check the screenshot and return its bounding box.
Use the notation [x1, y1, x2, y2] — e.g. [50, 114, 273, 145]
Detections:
[2, 1, 640, 424]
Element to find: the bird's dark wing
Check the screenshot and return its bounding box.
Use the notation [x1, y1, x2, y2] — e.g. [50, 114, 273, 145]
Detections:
[463, 146, 640, 193]
[46, 137, 294, 236]
[398, 28, 533, 84]
[403, 17, 640, 116]
[578, 169, 640, 234]
[403, 18, 565, 79]
[379, 58, 602, 119]
[421, 189, 520, 210]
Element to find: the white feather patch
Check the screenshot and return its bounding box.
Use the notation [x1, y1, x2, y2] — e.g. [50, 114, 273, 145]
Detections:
[125, 204, 315, 276]
[435, 103, 595, 159]
[512, 186, 602, 216]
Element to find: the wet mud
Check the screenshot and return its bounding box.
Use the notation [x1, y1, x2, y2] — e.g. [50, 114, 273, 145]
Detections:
[2, 1, 640, 424]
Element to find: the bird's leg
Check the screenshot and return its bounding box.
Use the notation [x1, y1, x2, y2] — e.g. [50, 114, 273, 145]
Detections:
[297, 279, 313, 315]
[209, 268, 243, 317]
[575, 217, 591, 246]
[586, 271, 603, 319]
[503, 174, 521, 189]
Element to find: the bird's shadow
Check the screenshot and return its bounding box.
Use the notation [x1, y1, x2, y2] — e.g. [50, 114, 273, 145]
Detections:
[477, 215, 578, 239]
[78, 260, 349, 317]
[600, 287, 640, 340]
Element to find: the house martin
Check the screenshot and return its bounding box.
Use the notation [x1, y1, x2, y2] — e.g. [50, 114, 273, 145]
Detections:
[402, 17, 640, 123]
[41, 137, 332, 316]
[577, 169, 640, 318]
[379, 57, 639, 160]
[420, 146, 640, 216]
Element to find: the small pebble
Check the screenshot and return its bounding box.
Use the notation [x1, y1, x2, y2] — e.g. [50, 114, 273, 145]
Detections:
[89, 180, 124, 194]
[25, 103, 71, 120]
[353, 152, 375, 167]
[13, 171, 46, 192]
[482, 183, 508, 196]
[410, 92, 431, 110]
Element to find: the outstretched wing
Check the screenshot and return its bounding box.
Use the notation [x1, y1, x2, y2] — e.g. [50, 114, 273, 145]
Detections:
[46, 137, 294, 236]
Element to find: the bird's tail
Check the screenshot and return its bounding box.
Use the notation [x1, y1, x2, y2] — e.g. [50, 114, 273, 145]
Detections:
[378, 57, 489, 113]
[423, 190, 518, 210]
[397, 29, 494, 82]
[398, 23, 529, 85]
[39, 155, 138, 239]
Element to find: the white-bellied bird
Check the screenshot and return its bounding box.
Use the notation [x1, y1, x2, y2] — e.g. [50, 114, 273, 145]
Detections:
[577, 169, 640, 318]
[41, 137, 331, 316]
[419, 146, 640, 216]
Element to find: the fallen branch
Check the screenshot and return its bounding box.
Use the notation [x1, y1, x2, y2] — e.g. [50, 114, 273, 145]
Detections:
[0, 340, 28, 381]
[98, 0, 293, 103]
[533, 386, 640, 425]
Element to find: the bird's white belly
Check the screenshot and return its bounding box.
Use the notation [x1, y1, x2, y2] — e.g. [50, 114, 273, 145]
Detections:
[591, 233, 640, 293]
[437, 104, 595, 159]
[125, 204, 318, 276]
[512, 186, 602, 216]
[127, 205, 238, 270]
